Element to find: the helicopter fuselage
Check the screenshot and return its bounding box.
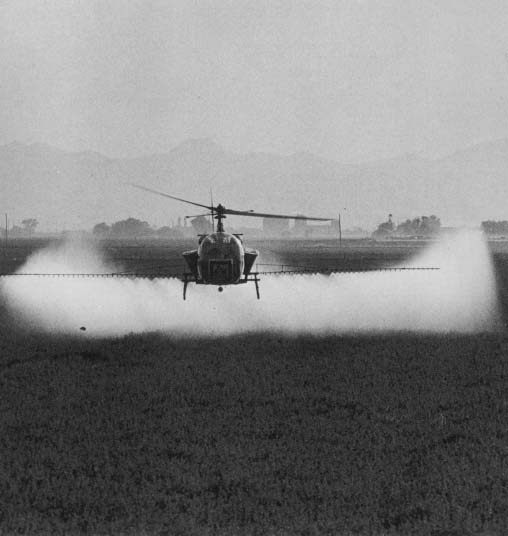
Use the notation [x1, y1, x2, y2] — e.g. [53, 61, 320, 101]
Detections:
[183, 232, 258, 286]
[130, 183, 335, 299]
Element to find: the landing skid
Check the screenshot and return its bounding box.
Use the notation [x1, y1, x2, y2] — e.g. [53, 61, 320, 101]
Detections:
[245, 273, 260, 299]
[251, 273, 260, 299]
[183, 273, 191, 300]
[182, 273, 260, 300]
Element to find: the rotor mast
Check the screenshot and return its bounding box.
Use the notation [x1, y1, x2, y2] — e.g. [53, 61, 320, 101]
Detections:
[215, 204, 226, 232]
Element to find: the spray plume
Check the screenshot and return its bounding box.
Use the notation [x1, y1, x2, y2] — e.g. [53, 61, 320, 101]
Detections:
[0, 231, 499, 337]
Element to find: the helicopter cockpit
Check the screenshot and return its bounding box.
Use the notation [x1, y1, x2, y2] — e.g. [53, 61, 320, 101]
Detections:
[197, 233, 245, 284]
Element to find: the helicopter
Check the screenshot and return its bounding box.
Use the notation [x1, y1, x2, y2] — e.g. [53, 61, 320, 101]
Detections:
[0, 187, 440, 301]
[131, 184, 337, 299]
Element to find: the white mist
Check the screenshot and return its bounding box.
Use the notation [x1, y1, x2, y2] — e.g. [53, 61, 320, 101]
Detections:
[0, 230, 499, 337]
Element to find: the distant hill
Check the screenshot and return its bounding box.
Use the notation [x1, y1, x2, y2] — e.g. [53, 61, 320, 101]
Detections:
[1, 138, 507, 231]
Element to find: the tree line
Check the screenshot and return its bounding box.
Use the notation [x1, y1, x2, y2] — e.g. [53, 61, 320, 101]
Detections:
[92, 216, 212, 238]
[3, 219, 39, 237]
[481, 221, 508, 235]
[373, 215, 441, 238]
[93, 218, 184, 238]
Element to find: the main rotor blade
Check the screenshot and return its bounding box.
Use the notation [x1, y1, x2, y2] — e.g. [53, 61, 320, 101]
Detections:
[224, 208, 334, 221]
[130, 184, 212, 210]
[130, 183, 336, 221]
[184, 213, 213, 219]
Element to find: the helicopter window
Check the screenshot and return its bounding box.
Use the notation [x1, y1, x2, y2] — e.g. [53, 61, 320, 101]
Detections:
[199, 233, 243, 257]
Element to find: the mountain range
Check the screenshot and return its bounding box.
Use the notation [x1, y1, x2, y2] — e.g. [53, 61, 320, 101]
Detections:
[1, 138, 507, 231]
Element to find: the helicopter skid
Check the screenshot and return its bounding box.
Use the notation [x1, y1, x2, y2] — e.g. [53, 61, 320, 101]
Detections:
[182, 273, 260, 300]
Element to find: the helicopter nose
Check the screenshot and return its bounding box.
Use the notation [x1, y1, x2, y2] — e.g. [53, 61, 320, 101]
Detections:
[218, 287, 223, 292]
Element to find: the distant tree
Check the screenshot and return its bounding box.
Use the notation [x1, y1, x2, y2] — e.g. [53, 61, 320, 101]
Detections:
[157, 226, 184, 239]
[190, 215, 212, 234]
[373, 214, 441, 239]
[21, 218, 39, 237]
[396, 219, 414, 235]
[92, 222, 111, 236]
[110, 218, 154, 238]
[420, 215, 441, 235]
[372, 214, 394, 238]
[395, 215, 441, 237]
[21, 218, 38, 233]
[9, 225, 25, 237]
[481, 221, 508, 235]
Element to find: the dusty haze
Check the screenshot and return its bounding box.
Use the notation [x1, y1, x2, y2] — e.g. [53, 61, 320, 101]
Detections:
[1, 1, 508, 228]
[2, 1, 508, 162]
[2, 139, 508, 231]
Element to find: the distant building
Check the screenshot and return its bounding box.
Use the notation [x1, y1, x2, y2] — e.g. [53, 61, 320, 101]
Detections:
[263, 217, 289, 236]
[293, 215, 308, 236]
[331, 218, 341, 233]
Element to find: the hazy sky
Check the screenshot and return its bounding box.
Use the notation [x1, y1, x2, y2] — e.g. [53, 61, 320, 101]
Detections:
[2, 0, 508, 162]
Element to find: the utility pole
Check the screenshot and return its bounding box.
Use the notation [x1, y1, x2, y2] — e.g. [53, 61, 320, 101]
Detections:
[339, 213, 342, 248]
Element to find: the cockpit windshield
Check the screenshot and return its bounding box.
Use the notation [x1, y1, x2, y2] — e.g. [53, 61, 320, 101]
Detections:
[198, 233, 243, 259]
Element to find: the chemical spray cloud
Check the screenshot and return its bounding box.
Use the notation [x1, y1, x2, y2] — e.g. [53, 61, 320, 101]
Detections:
[0, 230, 499, 337]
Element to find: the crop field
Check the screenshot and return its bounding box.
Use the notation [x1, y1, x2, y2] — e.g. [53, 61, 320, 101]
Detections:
[1, 238, 508, 535]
